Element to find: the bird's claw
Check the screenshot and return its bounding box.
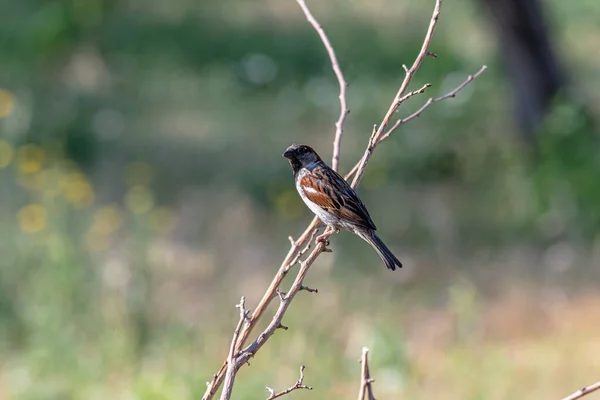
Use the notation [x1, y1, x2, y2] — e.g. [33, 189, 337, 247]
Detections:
[315, 235, 330, 246]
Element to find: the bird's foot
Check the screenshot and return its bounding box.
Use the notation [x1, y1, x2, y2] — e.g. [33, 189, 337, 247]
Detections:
[315, 228, 338, 247]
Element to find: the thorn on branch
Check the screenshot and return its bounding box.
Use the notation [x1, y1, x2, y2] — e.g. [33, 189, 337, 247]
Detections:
[402, 64, 409, 73]
[300, 285, 318, 293]
[427, 51, 438, 58]
[276, 289, 287, 302]
[277, 323, 289, 331]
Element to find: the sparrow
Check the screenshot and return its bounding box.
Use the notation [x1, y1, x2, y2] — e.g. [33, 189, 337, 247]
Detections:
[283, 143, 402, 271]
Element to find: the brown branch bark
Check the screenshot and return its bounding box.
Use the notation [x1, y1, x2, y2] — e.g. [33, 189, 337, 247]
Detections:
[357, 347, 376, 400]
[201, 0, 486, 398]
[350, 0, 442, 188]
[560, 381, 600, 400]
[265, 365, 312, 399]
[379, 65, 488, 142]
[219, 297, 248, 400]
[294, 0, 349, 172]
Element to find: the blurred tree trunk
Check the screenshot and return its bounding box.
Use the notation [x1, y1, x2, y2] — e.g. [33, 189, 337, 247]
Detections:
[481, 0, 567, 142]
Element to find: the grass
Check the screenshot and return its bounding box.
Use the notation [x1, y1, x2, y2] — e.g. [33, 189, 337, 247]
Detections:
[3, 279, 600, 399]
[0, 143, 598, 399]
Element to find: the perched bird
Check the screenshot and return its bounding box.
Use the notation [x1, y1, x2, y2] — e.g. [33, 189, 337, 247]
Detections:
[283, 143, 402, 271]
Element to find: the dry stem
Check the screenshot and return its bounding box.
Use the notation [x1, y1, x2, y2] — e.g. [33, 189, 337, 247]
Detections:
[265, 365, 313, 399]
[357, 347, 376, 400]
[561, 381, 600, 400]
[219, 297, 248, 400]
[350, 0, 443, 189]
[201, 0, 486, 398]
[294, 0, 349, 172]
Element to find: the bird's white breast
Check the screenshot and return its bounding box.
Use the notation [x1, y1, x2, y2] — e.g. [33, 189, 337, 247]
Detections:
[295, 169, 340, 227]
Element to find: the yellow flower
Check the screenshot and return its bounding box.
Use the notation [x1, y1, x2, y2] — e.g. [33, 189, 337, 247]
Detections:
[18, 204, 47, 233]
[125, 162, 153, 187]
[18, 144, 45, 174]
[0, 140, 13, 167]
[91, 206, 123, 235]
[149, 207, 177, 234]
[125, 185, 154, 215]
[0, 88, 15, 119]
[61, 172, 95, 208]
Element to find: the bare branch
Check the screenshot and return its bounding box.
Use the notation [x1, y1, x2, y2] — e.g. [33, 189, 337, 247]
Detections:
[379, 65, 488, 142]
[357, 347, 376, 400]
[202, 217, 322, 399]
[219, 297, 248, 400]
[342, 67, 486, 184]
[265, 365, 313, 399]
[397, 83, 432, 105]
[201, 1, 486, 398]
[295, 0, 349, 172]
[234, 238, 331, 367]
[561, 381, 600, 400]
[289, 225, 320, 268]
[351, 0, 443, 189]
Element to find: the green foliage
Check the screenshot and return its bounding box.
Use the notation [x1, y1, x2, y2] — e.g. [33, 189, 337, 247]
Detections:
[1, 0, 600, 397]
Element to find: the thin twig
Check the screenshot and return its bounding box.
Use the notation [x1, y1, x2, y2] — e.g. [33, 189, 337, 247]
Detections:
[379, 65, 488, 142]
[265, 365, 313, 399]
[233, 238, 330, 366]
[295, 0, 349, 172]
[219, 298, 248, 400]
[397, 83, 432, 105]
[561, 381, 600, 400]
[202, 217, 321, 400]
[201, 0, 486, 397]
[357, 347, 376, 400]
[351, 0, 443, 189]
[289, 225, 320, 267]
[341, 66, 486, 183]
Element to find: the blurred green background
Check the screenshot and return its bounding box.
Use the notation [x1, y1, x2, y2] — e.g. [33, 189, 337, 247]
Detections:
[1, 0, 600, 398]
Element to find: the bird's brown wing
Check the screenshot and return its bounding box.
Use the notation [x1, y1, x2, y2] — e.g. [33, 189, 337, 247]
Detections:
[299, 164, 376, 230]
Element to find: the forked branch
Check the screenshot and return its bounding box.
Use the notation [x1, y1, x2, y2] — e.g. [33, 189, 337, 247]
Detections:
[265, 366, 313, 399]
[202, 0, 486, 398]
[357, 347, 376, 400]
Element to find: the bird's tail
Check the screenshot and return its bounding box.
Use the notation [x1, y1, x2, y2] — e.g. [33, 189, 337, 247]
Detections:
[356, 229, 402, 271]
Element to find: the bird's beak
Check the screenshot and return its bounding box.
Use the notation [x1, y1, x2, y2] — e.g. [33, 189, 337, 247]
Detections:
[283, 148, 294, 158]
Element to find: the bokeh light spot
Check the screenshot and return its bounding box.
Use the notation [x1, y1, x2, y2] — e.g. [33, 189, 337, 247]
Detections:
[149, 206, 177, 234]
[91, 206, 123, 235]
[17, 171, 43, 191]
[85, 231, 111, 254]
[0, 140, 14, 168]
[61, 172, 95, 208]
[18, 204, 47, 234]
[125, 162, 153, 187]
[0, 88, 15, 118]
[125, 185, 154, 215]
[18, 145, 45, 174]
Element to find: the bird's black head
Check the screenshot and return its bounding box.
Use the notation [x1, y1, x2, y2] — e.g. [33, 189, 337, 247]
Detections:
[283, 144, 322, 173]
